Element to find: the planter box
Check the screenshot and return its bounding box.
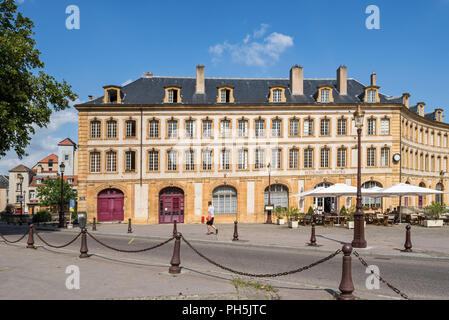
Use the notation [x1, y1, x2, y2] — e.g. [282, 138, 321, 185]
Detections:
[277, 218, 285, 225]
[346, 221, 366, 229]
[288, 221, 299, 228]
[424, 220, 444, 227]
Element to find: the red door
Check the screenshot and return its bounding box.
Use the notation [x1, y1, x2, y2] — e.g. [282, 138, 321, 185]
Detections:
[159, 187, 184, 224]
[97, 189, 124, 222]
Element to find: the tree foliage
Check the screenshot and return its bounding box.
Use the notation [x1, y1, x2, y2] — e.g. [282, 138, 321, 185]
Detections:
[36, 177, 77, 207]
[0, 0, 77, 158]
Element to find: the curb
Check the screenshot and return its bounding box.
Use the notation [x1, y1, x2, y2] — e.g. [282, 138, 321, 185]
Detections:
[33, 226, 449, 262]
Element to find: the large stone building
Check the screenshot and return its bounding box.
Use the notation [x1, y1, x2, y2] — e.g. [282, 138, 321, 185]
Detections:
[75, 65, 448, 224]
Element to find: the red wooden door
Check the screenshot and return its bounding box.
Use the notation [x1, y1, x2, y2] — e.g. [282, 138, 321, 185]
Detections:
[159, 188, 184, 224]
[97, 189, 124, 222]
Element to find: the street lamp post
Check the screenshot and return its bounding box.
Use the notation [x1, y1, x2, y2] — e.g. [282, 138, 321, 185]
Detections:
[59, 162, 65, 228]
[265, 163, 273, 224]
[18, 174, 24, 215]
[352, 105, 367, 248]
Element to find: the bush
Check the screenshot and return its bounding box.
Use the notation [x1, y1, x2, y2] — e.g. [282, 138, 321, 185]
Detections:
[33, 210, 52, 223]
[424, 202, 447, 220]
[340, 206, 347, 215]
[307, 206, 314, 215]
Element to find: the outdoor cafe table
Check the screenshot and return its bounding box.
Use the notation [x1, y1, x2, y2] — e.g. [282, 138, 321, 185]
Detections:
[329, 215, 346, 225]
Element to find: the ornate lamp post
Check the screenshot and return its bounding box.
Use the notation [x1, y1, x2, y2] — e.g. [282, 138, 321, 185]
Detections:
[59, 162, 65, 228]
[352, 105, 367, 248]
[265, 163, 273, 224]
[18, 174, 24, 214]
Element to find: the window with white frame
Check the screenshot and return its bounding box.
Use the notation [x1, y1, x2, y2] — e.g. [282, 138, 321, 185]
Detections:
[238, 120, 248, 137]
[106, 120, 117, 138]
[125, 151, 136, 171]
[148, 151, 159, 171]
[255, 119, 265, 137]
[29, 190, 35, 199]
[367, 148, 376, 167]
[167, 120, 178, 138]
[221, 149, 230, 170]
[304, 119, 313, 136]
[221, 120, 231, 137]
[255, 149, 264, 169]
[320, 119, 330, 136]
[380, 118, 390, 135]
[289, 149, 299, 169]
[337, 148, 346, 167]
[272, 119, 281, 137]
[185, 150, 195, 171]
[213, 186, 237, 214]
[304, 149, 313, 168]
[202, 120, 212, 138]
[185, 120, 194, 138]
[272, 149, 281, 169]
[320, 148, 330, 168]
[106, 151, 117, 172]
[320, 89, 330, 103]
[381, 147, 390, 167]
[238, 149, 247, 170]
[167, 150, 177, 171]
[367, 89, 377, 103]
[202, 150, 212, 171]
[125, 120, 136, 137]
[149, 120, 159, 138]
[220, 89, 231, 103]
[337, 119, 346, 135]
[90, 121, 101, 138]
[444, 135, 448, 148]
[90, 152, 100, 173]
[272, 89, 282, 103]
[289, 119, 299, 136]
[367, 118, 376, 135]
[167, 89, 178, 103]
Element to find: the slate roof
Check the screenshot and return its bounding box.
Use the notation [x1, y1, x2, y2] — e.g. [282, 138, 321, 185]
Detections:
[78, 77, 404, 107]
[0, 175, 8, 189]
[424, 111, 436, 121]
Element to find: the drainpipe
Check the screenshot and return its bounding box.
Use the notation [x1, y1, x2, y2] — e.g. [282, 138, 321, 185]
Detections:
[140, 108, 143, 186]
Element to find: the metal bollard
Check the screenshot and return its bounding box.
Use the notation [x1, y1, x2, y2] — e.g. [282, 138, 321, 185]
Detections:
[169, 233, 182, 274]
[309, 221, 317, 246]
[26, 224, 35, 249]
[404, 224, 412, 252]
[232, 221, 239, 241]
[338, 244, 355, 300]
[92, 217, 97, 231]
[172, 220, 178, 237]
[79, 228, 89, 258]
[127, 218, 133, 234]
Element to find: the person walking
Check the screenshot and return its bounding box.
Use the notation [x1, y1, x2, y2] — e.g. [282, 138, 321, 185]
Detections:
[206, 201, 218, 235]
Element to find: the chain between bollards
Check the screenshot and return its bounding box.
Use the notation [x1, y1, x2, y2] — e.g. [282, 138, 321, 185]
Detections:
[26, 224, 35, 248]
[232, 221, 239, 241]
[79, 228, 89, 258]
[338, 243, 355, 300]
[169, 232, 182, 274]
[92, 217, 97, 231]
[404, 224, 412, 252]
[127, 218, 133, 234]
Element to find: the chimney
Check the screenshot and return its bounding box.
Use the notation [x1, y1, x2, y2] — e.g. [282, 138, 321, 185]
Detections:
[196, 65, 205, 94]
[370, 73, 376, 86]
[290, 65, 304, 95]
[88, 95, 93, 101]
[402, 93, 410, 108]
[337, 66, 347, 95]
[417, 102, 425, 117]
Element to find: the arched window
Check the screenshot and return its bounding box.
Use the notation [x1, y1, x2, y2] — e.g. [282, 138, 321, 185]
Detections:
[264, 184, 289, 209]
[213, 186, 237, 214]
[362, 181, 382, 209]
[436, 183, 443, 204]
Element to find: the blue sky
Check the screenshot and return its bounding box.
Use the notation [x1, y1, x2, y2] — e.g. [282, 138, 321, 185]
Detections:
[1, 0, 449, 174]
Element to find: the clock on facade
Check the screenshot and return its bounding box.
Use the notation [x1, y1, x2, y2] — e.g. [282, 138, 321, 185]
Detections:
[393, 153, 401, 162]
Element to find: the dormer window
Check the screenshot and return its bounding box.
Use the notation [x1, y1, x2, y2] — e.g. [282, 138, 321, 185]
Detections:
[364, 86, 379, 103]
[317, 86, 333, 103]
[103, 86, 122, 104]
[164, 87, 181, 103]
[218, 87, 234, 103]
[269, 87, 286, 103]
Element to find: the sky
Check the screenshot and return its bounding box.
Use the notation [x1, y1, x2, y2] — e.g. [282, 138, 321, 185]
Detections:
[1, 0, 449, 175]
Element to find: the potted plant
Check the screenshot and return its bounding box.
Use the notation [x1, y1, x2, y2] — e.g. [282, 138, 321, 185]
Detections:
[275, 206, 286, 225]
[423, 202, 445, 227]
[287, 207, 300, 228]
[339, 206, 347, 227]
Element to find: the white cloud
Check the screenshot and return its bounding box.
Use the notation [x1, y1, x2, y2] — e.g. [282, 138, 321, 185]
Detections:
[209, 24, 293, 67]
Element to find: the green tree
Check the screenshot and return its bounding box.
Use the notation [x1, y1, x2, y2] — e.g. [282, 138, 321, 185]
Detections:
[0, 0, 77, 158]
[36, 177, 77, 208]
